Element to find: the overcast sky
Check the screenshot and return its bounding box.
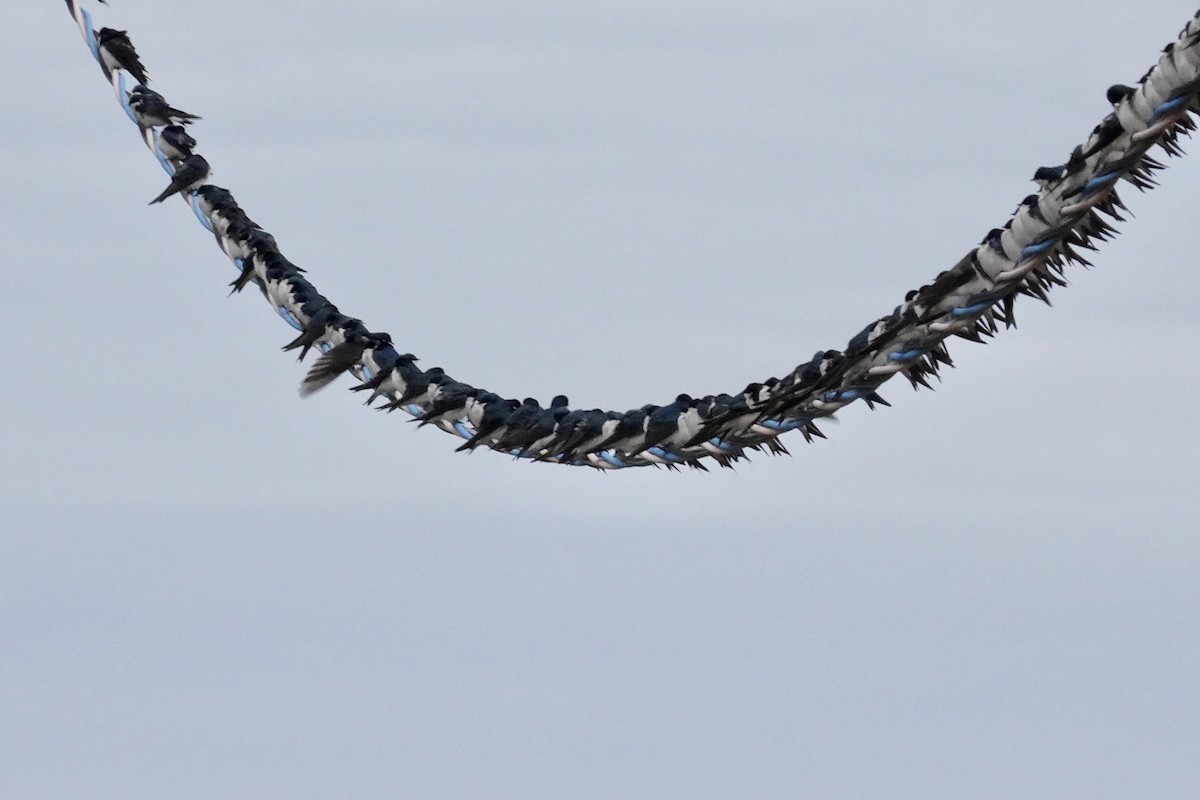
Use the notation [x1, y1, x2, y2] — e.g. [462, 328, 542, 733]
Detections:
[3, 2, 1199, 798]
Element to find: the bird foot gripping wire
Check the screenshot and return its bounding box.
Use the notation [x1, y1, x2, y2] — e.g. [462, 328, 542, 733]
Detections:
[63, 1, 1200, 471]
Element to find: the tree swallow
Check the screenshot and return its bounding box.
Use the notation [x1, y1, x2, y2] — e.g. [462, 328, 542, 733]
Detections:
[128, 85, 200, 128]
[383, 367, 449, 411]
[300, 330, 391, 397]
[282, 308, 359, 362]
[231, 244, 296, 295]
[539, 408, 607, 462]
[508, 396, 571, 459]
[148, 154, 209, 204]
[456, 396, 521, 452]
[490, 396, 569, 456]
[1106, 84, 1137, 105]
[624, 394, 695, 458]
[1032, 165, 1066, 190]
[412, 382, 476, 429]
[584, 406, 654, 456]
[194, 185, 240, 229]
[156, 125, 195, 161]
[219, 217, 266, 263]
[96, 28, 150, 86]
[351, 352, 418, 406]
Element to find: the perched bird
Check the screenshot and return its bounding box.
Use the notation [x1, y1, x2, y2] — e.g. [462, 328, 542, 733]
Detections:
[194, 185, 239, 223]
[844, 315, 895, 360]
[263, 264, 312, 316]
[217, 213, 268, 259]
[456, 396, 521, 452]
[156, 125, 195, 161]
[311, 309, 358, 352]
[1062, 145, 1087, 177]
[299, 329, 387, 397]
[492, 396, 569, 457]
[536, 407, 583, 452]
[1106, 84, 1137, 105]
[148, 154, 209, 204]
[282, 305, 345, 362]
[538, 408, 606, 462]
[219, 217, 265, 263]
[1013, 192, 1049, 228]
[567, 411, 625, 460]
[351, 352, 418, 406]
[272, 276, 323, 328]
[1080, 115, 1126, 159]
[512, 396, 572, 458]
[383, 367, 449, 411]
[624, 394, 695, 458]
[230, 241, 294, 295]
[982, 227, 1007, 256]
[128, 85, 200, 128]
[357, 340, 402, 387]
[230, 224, 274, 267]
[476, 397, 540, 450]
[291, 294, 334, 330]
[687, 392, 757, 447]
[258, 250, 306, 292]
[584, 406, 654, 456]
[413, 382, 476, 429]
[97, 28, 149, 85]
[793, 352, 843, 394]
[463, 390, 501, 428]
[1032, 164, 1066, 189]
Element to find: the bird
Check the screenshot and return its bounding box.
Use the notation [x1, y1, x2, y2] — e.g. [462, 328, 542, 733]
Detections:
[1080, 115, 1126, 159]
[264, 269, 314, 320]
[96, 28, 149, 85]
[412, 382, 476, 429]
[538, 408, 607, 462]
[219, 217, 266, 263]
[128, 85, 200, 128]
[491, 396, 569, 456]
[463, 390, 501, 429]
[282, 306, 346, 362]
[583, 406, 654, 456]
[317, 310, 365, 353]
[230, 242, 295, 295]
[193, 185, 239, 224]
[1008, 193, 1051, 241]
[1106, 84, 1137, 105]
[351, 352, 418, 406]
[156, 125, 195, 161]
[564, 411, 624, 461]
[382, 367, 449, 411]
[1032, 164, 1066, 190]
[456, 396, 521, 452]
[258, 250, 307, 295]
[684, 396, 748, 462]
[624, 394, 696, 458]
[686, 392, 759, 447]
[510, 396, 572, 459]
[536, 407, 584, 453]
[148, 154, 209, 204]
[357, 340, 402, 388]
[299, 329, 387, 396]
[218, 210, 267, 248]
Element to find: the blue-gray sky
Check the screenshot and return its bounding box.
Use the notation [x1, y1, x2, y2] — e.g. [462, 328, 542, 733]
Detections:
[4, 2, 1198, 798]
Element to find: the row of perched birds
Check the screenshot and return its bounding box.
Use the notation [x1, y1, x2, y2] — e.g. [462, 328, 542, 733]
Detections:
[65, 1, 1200, 470]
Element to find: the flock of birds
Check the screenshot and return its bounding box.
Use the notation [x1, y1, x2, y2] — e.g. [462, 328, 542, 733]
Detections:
[65, 1, 1200, 471]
